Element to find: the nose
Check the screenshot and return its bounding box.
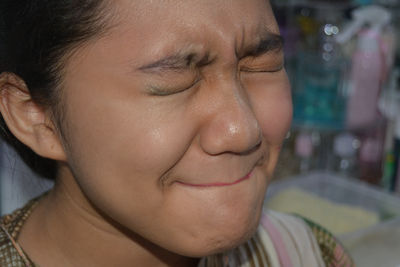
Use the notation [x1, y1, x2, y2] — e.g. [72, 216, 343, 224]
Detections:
[199, 78, 262, 155]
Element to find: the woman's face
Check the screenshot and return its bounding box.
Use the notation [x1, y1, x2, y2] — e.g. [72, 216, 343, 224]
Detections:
[60, 0, 292, 257]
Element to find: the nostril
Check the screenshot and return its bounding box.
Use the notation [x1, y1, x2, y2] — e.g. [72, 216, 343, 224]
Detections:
[200, 121, 263, 156]
[199, 104, 263, 155]
[239, 139, 262, 156]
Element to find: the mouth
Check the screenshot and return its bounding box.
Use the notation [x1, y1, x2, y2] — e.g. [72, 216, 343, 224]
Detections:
[175, 171, 253, 188]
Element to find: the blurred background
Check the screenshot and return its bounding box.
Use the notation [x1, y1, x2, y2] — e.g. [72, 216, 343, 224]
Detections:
[0, 0, 400, 266]
[272, 0, 400, 188]
[268, 0, 400, 265]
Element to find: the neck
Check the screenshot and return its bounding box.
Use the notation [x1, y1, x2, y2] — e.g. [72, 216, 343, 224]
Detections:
[18, 166, 199, 267]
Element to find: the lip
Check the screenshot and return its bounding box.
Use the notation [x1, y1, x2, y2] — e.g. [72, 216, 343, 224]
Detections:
[175, 171, 253, 188]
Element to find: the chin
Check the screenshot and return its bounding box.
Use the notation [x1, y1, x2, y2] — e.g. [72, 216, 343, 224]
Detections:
[187, 219, 260, 258]
[158, 173, 268, 258]
[178, 202, 263, 258]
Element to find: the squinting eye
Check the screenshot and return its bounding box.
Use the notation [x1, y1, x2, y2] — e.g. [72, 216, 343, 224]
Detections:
[149, 78, 201, 96]
[240, 65, 284, 73]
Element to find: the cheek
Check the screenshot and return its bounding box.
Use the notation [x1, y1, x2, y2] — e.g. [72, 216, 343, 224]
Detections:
[250, 75, 292, 176]
[247, 72, 293, 145]
[62, 69, 191, 171]
[66, 106, 194, 186]
[61, 91, 208, 240]
[60, 78, 199, 210]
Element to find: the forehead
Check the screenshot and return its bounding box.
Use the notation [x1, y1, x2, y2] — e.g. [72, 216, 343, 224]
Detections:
[108, 0, 278, 46]
[66, 0, 279, 76]
[113, 0, 275, 23]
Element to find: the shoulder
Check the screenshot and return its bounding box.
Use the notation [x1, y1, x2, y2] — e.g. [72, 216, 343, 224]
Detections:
[0, 198, 40, 267]
[0, 215, 27, 266]
[259, 210, 354, 267]
[296, 214, 355, 267]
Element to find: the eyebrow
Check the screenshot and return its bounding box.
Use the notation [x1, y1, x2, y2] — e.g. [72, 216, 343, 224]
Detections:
[241, 32, 284, 58]
[138, 32, 283, 74]
[138, 51, 210, 74]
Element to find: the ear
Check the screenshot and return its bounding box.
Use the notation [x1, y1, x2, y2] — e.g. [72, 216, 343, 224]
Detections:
[0, 72, 67, 161]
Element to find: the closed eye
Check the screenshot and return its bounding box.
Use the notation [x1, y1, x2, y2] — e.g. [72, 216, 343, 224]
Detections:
[148, 77, 201, 96]
[240, 65, 284, 73]
[239, 50, 284, 74]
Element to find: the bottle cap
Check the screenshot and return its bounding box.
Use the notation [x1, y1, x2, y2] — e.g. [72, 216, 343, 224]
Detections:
[335, 5, 391, 44]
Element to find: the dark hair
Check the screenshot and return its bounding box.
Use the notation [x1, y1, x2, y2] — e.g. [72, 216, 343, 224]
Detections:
[0, 0, 114, 179]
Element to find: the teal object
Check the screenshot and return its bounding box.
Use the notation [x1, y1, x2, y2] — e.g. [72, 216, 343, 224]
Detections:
[292, 52, 347, 130]
[356, 0, 373, 5]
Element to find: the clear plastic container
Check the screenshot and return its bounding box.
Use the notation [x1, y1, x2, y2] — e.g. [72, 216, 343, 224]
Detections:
[265, 171, 400, 236]
[339, 217, 400, 267]
[265, 171, 400, 266]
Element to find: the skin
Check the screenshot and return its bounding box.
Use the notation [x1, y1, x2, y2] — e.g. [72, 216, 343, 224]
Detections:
[5, 0, 292, 266]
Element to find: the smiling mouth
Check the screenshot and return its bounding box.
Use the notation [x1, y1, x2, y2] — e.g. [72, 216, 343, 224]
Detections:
[175, 172, 253, 188]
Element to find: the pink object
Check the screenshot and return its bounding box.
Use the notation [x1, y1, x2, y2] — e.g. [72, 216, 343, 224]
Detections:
[346, 29, 384, 130]
[295, 133, 313, 158]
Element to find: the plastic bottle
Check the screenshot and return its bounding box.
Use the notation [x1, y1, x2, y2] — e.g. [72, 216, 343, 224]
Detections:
[346, 30, 383, 129]
[335, 5, 392, 130]
[293, 7, 347, 129]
